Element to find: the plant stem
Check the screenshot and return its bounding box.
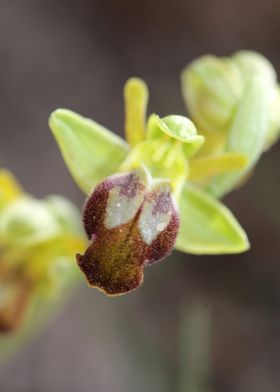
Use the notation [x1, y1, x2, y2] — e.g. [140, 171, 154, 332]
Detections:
[178, 298, 212, 392]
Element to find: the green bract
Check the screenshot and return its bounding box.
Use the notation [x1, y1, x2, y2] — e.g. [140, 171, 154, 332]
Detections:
[182, 50, 280, 197]
[49, 77, 249, 256]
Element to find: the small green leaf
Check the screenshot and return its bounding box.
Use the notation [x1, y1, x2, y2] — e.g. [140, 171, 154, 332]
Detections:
[49, 109, 129, 194]
[208, 76, 269, 197]
[124, 78, 149, 146]
[147, 114, 204, 158]
[175, 183, 249, 254]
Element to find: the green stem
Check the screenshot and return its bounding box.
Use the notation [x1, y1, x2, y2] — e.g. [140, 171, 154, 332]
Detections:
[178, 299, 212, 392]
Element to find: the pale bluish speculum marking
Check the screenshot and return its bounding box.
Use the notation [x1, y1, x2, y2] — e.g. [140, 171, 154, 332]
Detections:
[104, 168, 150, 229]
[138, 183, 173, 245]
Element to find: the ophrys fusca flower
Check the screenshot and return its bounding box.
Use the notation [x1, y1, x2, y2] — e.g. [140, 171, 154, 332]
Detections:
[49, 78, 250, 295]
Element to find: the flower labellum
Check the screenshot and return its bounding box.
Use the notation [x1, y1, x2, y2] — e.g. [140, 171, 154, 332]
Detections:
[77, 167, 179, 296]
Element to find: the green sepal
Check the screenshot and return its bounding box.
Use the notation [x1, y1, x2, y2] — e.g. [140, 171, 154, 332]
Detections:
[208, 76, 269, 197]
[175, 183, 250, 255]
[147, 114, 204, 158]
[49, 109, 130, 194]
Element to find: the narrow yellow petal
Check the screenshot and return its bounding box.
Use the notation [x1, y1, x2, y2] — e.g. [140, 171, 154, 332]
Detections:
[189, 153, 248, 181]
[124, 78, 149, 146]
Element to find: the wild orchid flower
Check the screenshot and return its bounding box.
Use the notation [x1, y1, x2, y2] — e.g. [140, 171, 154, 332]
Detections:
[182, 50, 280, 197]
[0, 170, 85, 335]
[49, 78, 250, 296]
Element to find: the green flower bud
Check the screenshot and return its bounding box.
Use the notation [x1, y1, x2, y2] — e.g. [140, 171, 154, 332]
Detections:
[182, 51, 280, 197]
[232, 51, 280, 150]
[182, 51, 280, 154]
[182, 55, 244, 136]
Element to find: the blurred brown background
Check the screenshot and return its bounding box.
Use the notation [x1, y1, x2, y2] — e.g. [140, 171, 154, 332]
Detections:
[0, 1, 280, 391]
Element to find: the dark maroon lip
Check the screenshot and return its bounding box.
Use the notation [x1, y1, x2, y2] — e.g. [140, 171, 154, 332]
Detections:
[78, 169, 179, 296]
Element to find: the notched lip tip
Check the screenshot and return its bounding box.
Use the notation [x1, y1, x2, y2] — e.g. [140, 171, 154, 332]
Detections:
[85, 280, 143, 297]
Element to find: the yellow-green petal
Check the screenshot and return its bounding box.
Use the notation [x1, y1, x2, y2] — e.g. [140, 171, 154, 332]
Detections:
[49, 109, 129, 194]
[176, 183, 249, 255]
[124, 78, 149, 146]
[189, 153, 248, 181]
